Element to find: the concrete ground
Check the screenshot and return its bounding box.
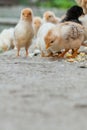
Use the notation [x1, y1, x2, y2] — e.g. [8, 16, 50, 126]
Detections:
[0, 6, 87, 130]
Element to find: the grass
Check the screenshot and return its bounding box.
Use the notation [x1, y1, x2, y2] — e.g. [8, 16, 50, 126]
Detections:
[52, 0, 76, 8]
[18, 0, 29, 5]
[18, 0, 76, 9]
[38, 0, 76, 9]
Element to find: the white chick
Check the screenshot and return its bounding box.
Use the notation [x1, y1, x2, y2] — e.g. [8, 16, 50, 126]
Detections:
[44, 22, 85, 58]
[33, 16, 42, 37]
[0, 28, 14, 52]
[14, 8, 34, 56]
[75, 0, 87, 14]
[35, 23, 55, 57]
[43, 11, 61, 24]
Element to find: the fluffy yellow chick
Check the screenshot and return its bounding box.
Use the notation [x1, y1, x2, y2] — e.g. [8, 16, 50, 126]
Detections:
[43, 11, 61, 24]
[14, 8, 34, 56]
[33, 16, 42, 37]
[75, 0, 87, 14]
[0, 28, 14, 52]
[35, 23, 55, 57]
[44, 22, 85, 58]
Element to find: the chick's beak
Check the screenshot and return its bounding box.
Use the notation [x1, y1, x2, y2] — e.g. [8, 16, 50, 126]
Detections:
[46, 43, 49, 50]
[24, 14, 28, 17]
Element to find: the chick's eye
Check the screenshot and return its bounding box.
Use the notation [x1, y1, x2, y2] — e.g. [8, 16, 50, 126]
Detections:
[50, 40, 54, 43]
[29, 13, 31, 15]
[49, 15, 51, 18]
[22, 13, 24, 15]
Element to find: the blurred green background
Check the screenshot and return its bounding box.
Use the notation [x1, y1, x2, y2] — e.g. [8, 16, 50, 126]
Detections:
[19, 0, 76, 8]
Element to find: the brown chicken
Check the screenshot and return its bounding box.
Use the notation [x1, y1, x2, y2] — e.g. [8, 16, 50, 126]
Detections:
[44, 22, 85, 58]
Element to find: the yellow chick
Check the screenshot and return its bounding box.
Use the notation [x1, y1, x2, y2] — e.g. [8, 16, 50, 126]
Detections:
[14, 8, 34, 56]
[43, 11, 61, 24]
[75, 0, 87, 14]
[35, 23, 55, 57]
[0, 28, 14, 52]
[33, 16, 42, 37]
[44, 22, 85, 58]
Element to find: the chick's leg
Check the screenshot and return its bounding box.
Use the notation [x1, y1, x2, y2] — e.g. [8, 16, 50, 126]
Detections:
[58, 49, 69, 58]
[25, 48, 29, 57]
[25, 43, 30, 57]
[17, 47, 20, 57]
[68, 48, 79, 58]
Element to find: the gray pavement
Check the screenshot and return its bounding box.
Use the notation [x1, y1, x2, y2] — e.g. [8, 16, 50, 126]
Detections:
[0, 6, 87, 130]
[0, 49, 87, 130]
